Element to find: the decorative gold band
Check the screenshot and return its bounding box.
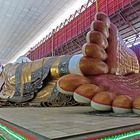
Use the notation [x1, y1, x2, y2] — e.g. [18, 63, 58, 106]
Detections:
[50, 55, 72, 79]
[50, 56, 62, 79]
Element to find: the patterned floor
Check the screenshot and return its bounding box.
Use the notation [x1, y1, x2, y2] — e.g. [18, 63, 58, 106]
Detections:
[0, 106, 139, 139]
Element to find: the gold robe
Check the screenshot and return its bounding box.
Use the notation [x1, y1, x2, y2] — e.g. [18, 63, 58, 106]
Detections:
[1, 55, 72, 103]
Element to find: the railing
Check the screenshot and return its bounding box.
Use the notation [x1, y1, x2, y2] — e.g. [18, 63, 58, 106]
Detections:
[26, 0, 135, 60]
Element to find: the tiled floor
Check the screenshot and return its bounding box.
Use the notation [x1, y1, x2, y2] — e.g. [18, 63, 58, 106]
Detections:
[0, 106, 139, 139]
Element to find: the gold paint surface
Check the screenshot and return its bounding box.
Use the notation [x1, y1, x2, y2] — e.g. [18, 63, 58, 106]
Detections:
[2, 63, 17, 97]
[20, 58, 46, 96]
[9, 76, 16, 85]
[32, 80, 57, 103]
[31, 58, 44, 73]
[50, 56, 62, 79]
[20, 63, 32, 96]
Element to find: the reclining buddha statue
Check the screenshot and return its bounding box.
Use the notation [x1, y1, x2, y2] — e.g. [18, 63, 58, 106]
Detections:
[0, 12, 140, 114]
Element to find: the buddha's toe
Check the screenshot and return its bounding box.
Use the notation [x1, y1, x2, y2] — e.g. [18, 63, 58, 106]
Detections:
[133, 96, 140, 115]
[112, 95, 132, 114]
[74, 84, 102, 104]
[91, 91, 116, 111]
[57, 74, 90, 95]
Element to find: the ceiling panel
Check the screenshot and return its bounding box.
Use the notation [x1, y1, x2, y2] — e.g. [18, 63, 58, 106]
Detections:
[0, 0, 87, 64]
